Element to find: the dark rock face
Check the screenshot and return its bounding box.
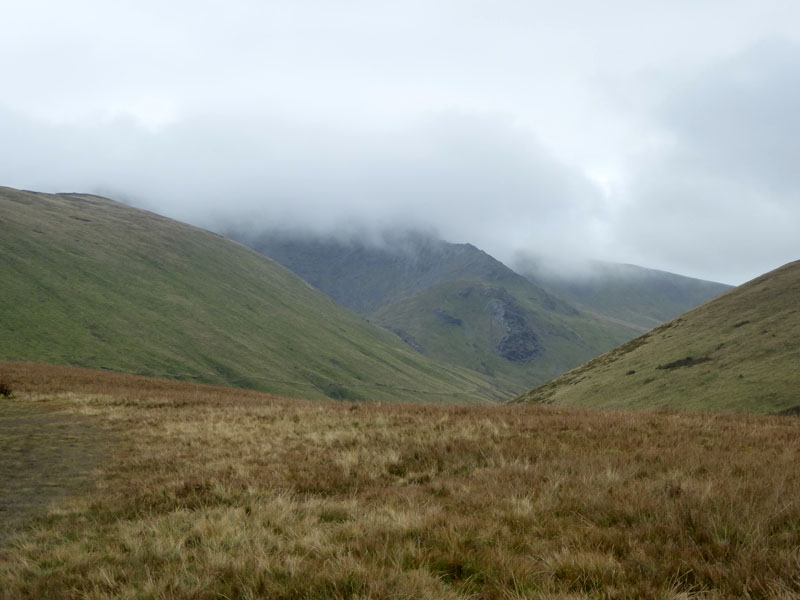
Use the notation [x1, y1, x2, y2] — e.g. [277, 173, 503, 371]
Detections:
[497, 327, 541, 362]
[434, 309, 463, 326]
[486, 294, 541, 362]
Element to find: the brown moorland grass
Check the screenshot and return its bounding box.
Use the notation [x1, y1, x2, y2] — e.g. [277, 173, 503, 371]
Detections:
[1, 362, 800, 598]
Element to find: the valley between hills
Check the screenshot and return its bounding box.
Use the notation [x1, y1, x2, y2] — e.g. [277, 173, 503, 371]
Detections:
[2, 185, 800, 598]
[1, 186, 729, 403]
[230, 229, 730, 396]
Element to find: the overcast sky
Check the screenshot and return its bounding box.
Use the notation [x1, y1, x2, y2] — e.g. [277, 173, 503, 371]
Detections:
[2, 0, 799, 284]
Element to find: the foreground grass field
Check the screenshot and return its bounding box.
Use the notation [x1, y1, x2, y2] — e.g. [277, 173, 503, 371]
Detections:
[2, 363, 800, 598]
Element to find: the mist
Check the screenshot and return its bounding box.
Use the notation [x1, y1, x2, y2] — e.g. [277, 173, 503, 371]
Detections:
[2, 1, 800, 285]
[0, 108, 609, 266]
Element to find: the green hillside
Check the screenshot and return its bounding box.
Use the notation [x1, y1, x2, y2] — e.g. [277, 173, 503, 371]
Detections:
[235, 231, 646, 393]
[514, 260, 800, 413]
[515, 256, 731, 331]
[0, 187, 498, 404]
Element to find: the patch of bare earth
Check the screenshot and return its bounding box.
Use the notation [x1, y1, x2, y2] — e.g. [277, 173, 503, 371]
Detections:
[0, 398, 107, 545]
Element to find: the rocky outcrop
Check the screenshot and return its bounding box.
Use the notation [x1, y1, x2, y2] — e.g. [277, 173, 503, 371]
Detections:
[486, 292, 541, 362]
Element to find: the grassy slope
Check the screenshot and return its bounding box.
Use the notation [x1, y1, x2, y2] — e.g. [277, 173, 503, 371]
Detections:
[2, 362, 800, 599]
[240, 232, 642, 393]
[515, 260, 800, 413]
[516, 258, 732, 331]
[0, 187, 498, 404]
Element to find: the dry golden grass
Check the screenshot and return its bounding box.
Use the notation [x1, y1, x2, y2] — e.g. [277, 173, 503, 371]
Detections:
[1, 362, 800, 598]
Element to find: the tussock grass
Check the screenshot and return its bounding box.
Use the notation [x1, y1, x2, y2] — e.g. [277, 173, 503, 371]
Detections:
[2, 363, 800, 598]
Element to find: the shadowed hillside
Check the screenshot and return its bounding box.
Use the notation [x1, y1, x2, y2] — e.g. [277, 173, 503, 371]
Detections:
[515, 260, 800, 413]
[0, 187, 498, 404]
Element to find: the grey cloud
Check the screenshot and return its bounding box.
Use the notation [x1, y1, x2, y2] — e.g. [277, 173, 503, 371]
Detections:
[0, 107, 607, 265]
[615, 41, 800, 284]
[661, 40, 800, 195]
[4, 2, 800, 285]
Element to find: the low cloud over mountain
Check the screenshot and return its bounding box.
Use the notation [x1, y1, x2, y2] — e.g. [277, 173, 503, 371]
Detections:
[1, 2, 798, 285]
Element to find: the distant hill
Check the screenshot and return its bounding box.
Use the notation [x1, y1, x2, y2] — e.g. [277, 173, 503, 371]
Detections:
[514, 260, 800, 413]
[234, 231, 653, 393]
[515, 255, 731, 332]
[0, 187, 498, 404]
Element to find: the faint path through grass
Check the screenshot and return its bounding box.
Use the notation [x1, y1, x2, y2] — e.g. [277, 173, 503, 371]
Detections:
[0, 398, 106, 545]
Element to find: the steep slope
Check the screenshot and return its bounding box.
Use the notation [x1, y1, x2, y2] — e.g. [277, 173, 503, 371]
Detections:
[0, 187, 498, 404]
[234, 231, 644, 393]
[515, 256, 732, 332]
[515, 260, 800, 413]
